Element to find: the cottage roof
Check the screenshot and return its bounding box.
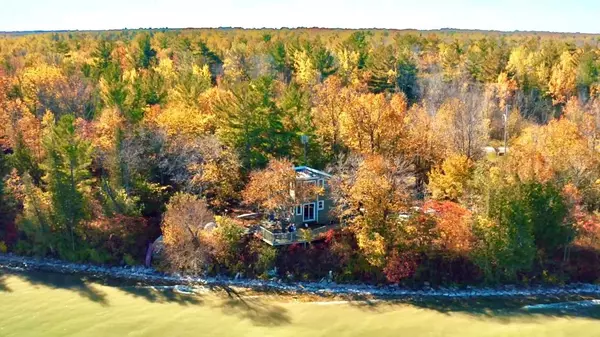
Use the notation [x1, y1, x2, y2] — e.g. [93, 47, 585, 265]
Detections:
[294, 166, 332, 180]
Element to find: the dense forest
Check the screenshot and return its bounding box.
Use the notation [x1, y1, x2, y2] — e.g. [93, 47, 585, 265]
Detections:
[1, 28, 600, 285]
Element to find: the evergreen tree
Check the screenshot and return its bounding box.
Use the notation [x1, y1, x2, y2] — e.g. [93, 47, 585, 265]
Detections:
[42, 114, 93, 253]
[396, 55, 419, 101]
[92, 38, 114, 78]
[270, 41, 292, 83]
[136, 33, 157, 69]
[368, 46, 418, 100]
[197, 40, 223, 82]
[11, 133, 43, 185]
[345, 31, 370, 69]
[216, 76, 292, 169]
[279, 83, 322, 166]
[367, 46, 397, 94]
[313, 45, 337, 81]
[99, 61, 128, 111]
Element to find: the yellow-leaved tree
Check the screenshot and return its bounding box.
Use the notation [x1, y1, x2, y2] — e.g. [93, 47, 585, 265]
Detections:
[563, 97, 600, 151]
[341, 92, 407, 156]
[335, 48, 361, 86]
[292, 49, 319, 87]
[19, 64, 66, 116]
[311, 76, 353, 160]
[93, 108, 125, 153]
[155, 89, 221, 137]
[548, 50, 580, 105]
[332, 155, 410, 267]
[507, 118, 598, 184]
[428, 154, 474, 202]
[439, 40, 465, 81]
[506, 45, 535, 90]
[402, 104, 446, 196]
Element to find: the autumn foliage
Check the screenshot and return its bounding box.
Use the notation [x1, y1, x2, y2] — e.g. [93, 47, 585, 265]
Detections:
[423, 200, 474, 256]
[1, 28, 600, 285]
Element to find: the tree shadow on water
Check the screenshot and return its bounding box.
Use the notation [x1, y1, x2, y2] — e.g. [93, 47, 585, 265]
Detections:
[119, 283, 291, 326]
[118, 285, 204, 306]
[348, 295, 600, 322]
[342, 294, 390, 312]
[409, 296, 600, 321]
[13, 270, 109, 306]
[215, 285, 291, 327]
[0, 272, 11, 292]
[218, 297, 292, 327]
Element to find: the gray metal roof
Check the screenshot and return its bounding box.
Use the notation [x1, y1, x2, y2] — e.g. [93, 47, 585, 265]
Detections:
[294, 166, 332, 180]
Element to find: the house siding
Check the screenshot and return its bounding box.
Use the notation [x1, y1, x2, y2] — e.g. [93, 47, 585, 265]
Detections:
[291, 179, 334, 226]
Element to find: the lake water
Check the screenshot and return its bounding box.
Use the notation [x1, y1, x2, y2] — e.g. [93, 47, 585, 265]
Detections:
[1, 270, 599, 337]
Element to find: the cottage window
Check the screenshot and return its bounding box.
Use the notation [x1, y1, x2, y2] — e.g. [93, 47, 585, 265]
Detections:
[296, 206, 302, 215]
[303, 203, 315, 221]
[304, 180, 316, 187]
[318, 179, 324, 188]
[318, 200, 325, 210]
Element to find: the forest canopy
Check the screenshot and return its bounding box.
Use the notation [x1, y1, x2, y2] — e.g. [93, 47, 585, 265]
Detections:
[1, 28, 600, 284]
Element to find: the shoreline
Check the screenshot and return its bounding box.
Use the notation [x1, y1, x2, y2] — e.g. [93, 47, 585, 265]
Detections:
[2, 253, 600, 299]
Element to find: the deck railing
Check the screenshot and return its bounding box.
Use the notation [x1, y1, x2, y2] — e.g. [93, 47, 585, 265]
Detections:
[258, 224, 338, 246]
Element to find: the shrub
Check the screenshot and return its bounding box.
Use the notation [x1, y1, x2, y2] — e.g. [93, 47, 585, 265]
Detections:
[123, 254, 136, 266]
[384, 250, 417, 284]
[245, 238, 277, 278]
[212, 216, 245, 273]
[87, 214, 151, 264]
[564, 246, 600, 283]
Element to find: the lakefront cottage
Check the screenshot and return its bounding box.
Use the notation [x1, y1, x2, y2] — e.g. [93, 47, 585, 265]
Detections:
[290, 166, 334, 226]
[257, 165, 338, 246]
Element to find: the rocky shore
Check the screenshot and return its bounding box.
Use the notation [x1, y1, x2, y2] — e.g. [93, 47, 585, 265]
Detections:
[2, 253, 600, 299]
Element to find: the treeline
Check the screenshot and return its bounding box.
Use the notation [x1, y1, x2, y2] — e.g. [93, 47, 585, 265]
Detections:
[0, 28, 599, 284]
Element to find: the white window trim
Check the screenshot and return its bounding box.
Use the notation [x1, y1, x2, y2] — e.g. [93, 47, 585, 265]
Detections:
[318, 179, 324, 187]
[318, 200, 325, 210]
[303, 203, 316, 222]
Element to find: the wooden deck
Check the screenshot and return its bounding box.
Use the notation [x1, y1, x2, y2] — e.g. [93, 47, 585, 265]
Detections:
[258, 224, 339, 246]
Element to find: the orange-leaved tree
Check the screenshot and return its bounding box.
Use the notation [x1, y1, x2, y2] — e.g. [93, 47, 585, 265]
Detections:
[423, 200, 474, 257]
[243, 158, 322, 223]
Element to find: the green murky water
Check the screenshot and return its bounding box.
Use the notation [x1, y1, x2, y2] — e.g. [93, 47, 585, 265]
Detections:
[1, 270, 599, 337]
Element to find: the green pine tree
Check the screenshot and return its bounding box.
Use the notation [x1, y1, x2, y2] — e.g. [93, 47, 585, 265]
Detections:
[368, 46, 418, 100]
[136, 33, 157, 69]
[42, 114, 94, 255]
[216, 76, 293, 169]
